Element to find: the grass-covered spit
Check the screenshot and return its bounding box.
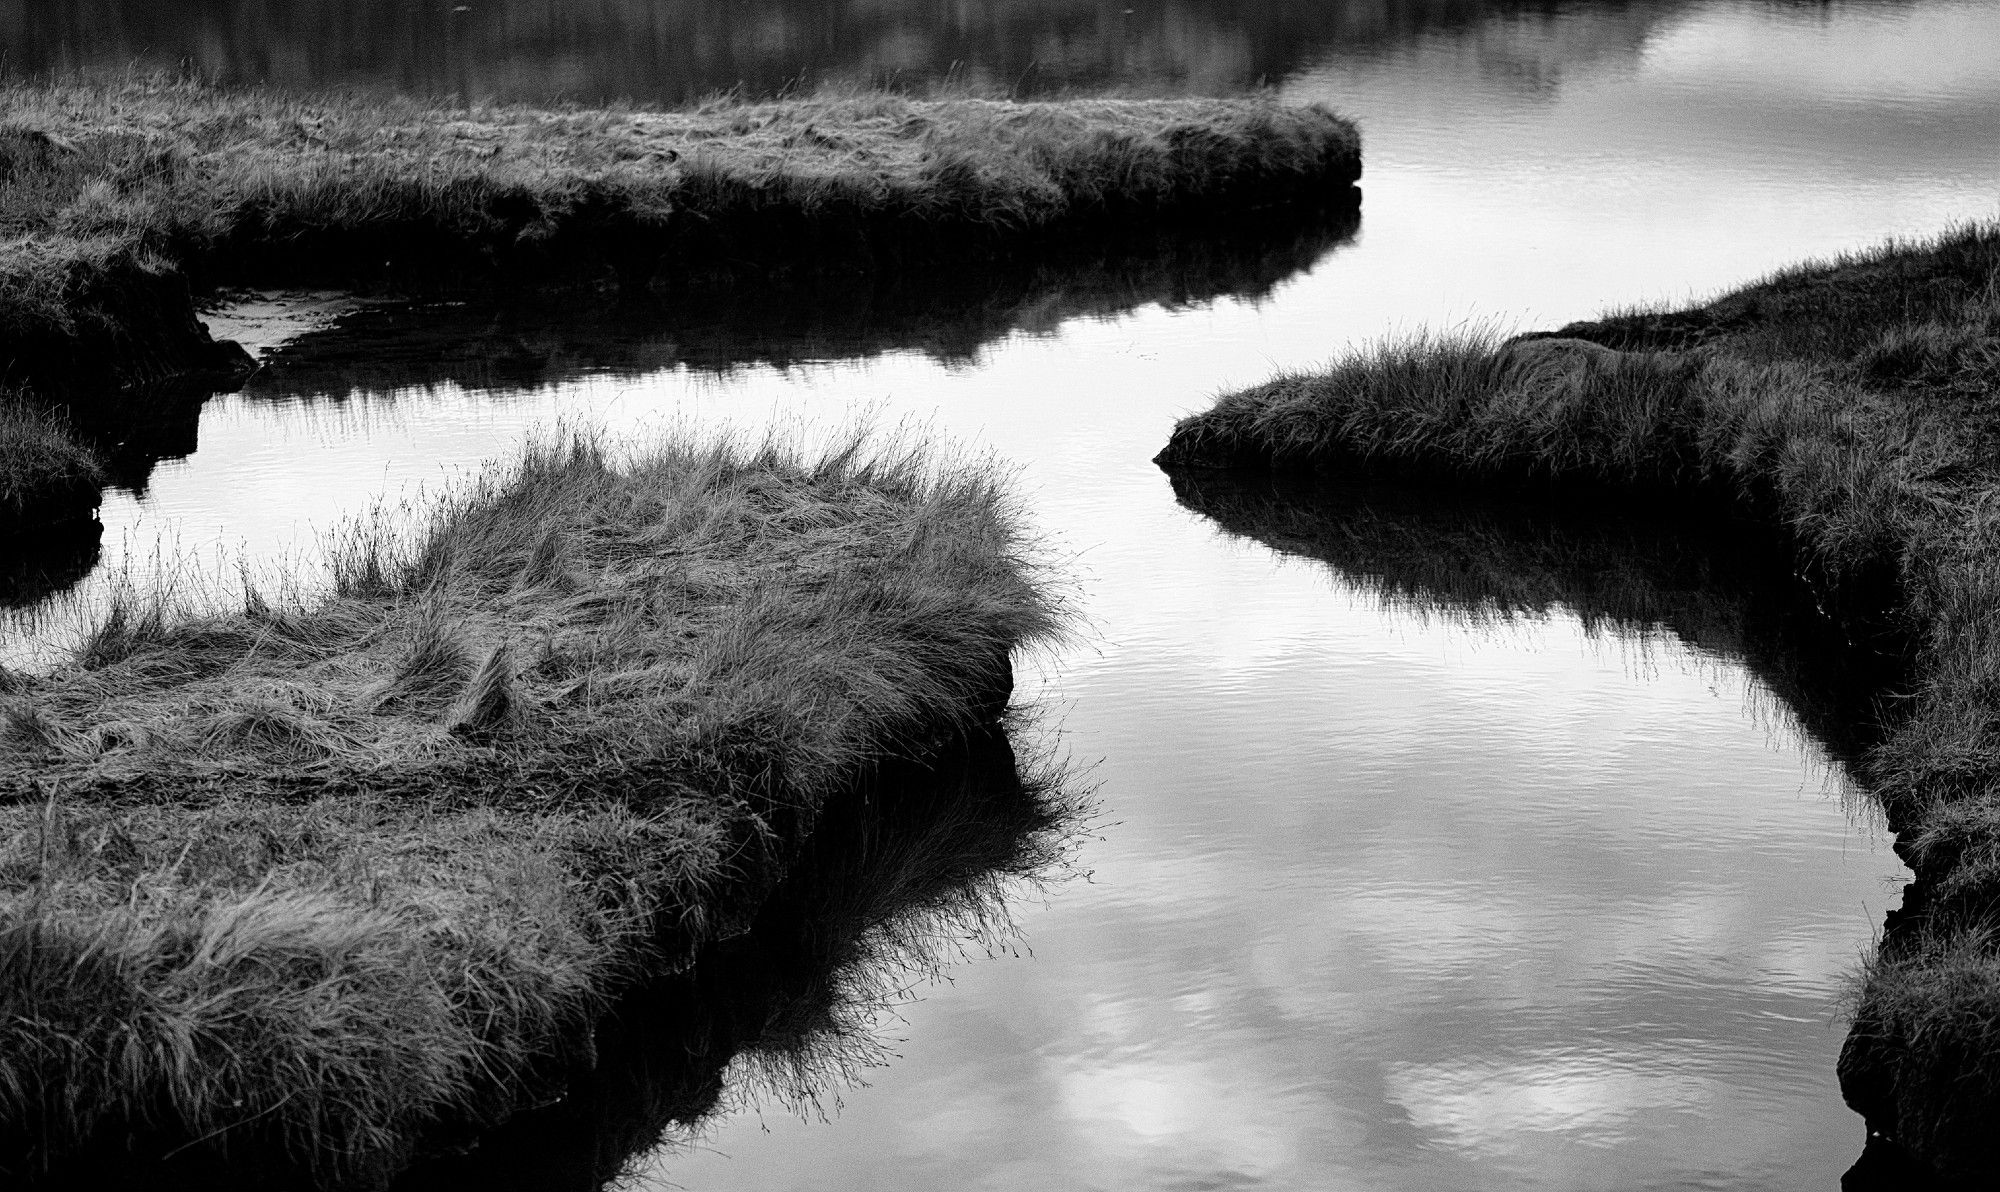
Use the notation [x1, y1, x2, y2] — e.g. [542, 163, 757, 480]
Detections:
[1, 79, 1360, 391]
[0, 429, 1061, 1188]
[1157, 223, 2000, 1183]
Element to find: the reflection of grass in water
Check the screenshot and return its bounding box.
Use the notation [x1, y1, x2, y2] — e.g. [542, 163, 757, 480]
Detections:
[393, 721, 1089, 1192]
[0, 426, 1066, 1189]
[1159, 222, 2000, 1181]
[5, 192, 1358, 650]
[229, 201, 1360, 403]
[0, 397, 101, 531]
[0, 520, 101, 613]
[1167, 470, 1900, 818]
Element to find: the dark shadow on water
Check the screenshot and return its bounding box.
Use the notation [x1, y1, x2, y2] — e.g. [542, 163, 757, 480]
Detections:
[0, 377, 218, 608]
[1, 200, 1356, 628]
[1163, 468, 1952, 1185]
[1164, 468, 1907, 806]
[238, 200, 1360, 403]
[0, 519, 100, 609]
[1843, 1133, 1953, 1191]
[1164, 468, 1931, 1188]
[392, 721, 1085, 1191]
[52, 379, 212, 496]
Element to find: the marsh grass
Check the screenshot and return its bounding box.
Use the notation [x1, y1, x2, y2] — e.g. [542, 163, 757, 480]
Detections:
[0, 427, 1062, 1187]
[0, 396, 103, 528]
[1157, 222, 2000, 1181]
[0, 78, 1360, 391]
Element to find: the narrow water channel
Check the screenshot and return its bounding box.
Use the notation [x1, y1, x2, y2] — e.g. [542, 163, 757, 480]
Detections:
[10, 1, 2000, 1187]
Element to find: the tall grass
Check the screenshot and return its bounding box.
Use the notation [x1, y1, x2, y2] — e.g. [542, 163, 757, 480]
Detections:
[1157, 223, 2000, 1182]
[0, 427, 1064, 1187]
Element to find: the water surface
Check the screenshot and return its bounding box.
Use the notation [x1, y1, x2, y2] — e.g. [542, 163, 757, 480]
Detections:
[10, 1, 2000, 1187]
[0, 0, 1751, 101]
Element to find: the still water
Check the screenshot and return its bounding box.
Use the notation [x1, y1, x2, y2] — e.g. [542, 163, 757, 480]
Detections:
[14, 0, 2000, 1187]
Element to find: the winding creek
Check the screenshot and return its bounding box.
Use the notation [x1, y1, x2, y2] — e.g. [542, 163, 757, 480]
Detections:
[11, 0, 2000, 1187]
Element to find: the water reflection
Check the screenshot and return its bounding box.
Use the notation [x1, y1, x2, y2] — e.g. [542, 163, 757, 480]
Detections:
[0, 0, 1986, 1185]
[236, 204, 1359, 402]
[390, 723, 1085, 1191]
[2, 0, 1703, 102]
[1163, 470, 1908, 773]
[54, 380, 213, 495]
[0, 206, 1355, 617]
[0, 379, 229, 621]
[0, 521, 99, 610]
[647, 465, 1907, 1191]
[1142, 471, 1922, 1189]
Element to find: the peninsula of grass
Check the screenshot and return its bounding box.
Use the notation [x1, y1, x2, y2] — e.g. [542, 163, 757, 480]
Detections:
[0, 429, 1061, 1188]
[0, 79, 1361, 393]
[236, 202, 1360, 400]
[1156, 223, 2000, 1183]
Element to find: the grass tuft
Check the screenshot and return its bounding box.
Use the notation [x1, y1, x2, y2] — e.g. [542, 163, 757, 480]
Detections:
[374, 611, 474, 713]
[446, 645, 518, 739]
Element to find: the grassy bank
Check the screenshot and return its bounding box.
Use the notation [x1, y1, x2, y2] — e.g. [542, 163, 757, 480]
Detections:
[1156, 223, 2000, 1182]
[0, 396, 104, 529]
[0, 429, 1062, 1187]
[1, 79, 1360, 393]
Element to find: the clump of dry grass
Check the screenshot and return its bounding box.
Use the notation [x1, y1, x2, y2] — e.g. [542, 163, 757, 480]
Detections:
[0, 427, 1063, 1187]
[1156, 222, 2000, 1182]
[0, 78, 1360, 391]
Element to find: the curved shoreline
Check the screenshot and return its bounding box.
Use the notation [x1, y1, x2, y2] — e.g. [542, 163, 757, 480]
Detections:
[1157, 224, 2000, 1185]
[2, 82, 1361, 397]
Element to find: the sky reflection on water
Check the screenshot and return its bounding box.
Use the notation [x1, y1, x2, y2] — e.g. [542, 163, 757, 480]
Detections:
[10, 0, 2000, 1187]
[653, 580, 1895, 1190]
